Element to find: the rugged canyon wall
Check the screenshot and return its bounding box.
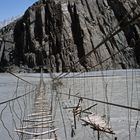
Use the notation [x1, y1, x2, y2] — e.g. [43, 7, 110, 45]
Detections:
[0, 0, 140, 72]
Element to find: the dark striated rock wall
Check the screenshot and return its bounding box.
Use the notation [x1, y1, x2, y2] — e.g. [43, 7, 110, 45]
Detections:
[0, 0, 140, 72]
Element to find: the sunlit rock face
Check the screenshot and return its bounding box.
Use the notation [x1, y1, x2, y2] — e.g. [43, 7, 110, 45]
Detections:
[0, 0, 140, 72]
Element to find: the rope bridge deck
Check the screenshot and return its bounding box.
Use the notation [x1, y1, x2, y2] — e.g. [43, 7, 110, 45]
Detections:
[15, 76, 58, 140]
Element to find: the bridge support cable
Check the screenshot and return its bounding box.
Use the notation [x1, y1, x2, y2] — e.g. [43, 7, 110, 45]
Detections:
[0, 76, 36, 140]
[58, 92, 140, 112]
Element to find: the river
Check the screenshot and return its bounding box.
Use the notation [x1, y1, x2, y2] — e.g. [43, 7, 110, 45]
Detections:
[0, 69, 140, 140]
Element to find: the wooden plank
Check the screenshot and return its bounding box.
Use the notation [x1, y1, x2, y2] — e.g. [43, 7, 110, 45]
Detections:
[28, 138, 56, 140]
[28, 114, 51, 117]
[28, 112, 50, 116]
[17, 125, 50, 129]
[23, 118, 52, 122]
[15, 128, 58, 136]
[34, 103, 47, 105]
[63, 106, 80, 109]
[28, 116, 52, 120]
[19, 120, 55, 129]
[32, 111, 50, 113]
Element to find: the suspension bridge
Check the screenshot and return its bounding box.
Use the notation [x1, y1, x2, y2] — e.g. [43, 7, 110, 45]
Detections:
[0, 70, 60, 140]
[0, 2, 140, 139]
[0, 68, 140, 140]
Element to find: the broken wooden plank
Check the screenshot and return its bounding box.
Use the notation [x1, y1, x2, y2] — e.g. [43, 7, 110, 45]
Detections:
[75, 104, 97, 115]
[81, 114, 114, 134]
[82, 104, 97, 113]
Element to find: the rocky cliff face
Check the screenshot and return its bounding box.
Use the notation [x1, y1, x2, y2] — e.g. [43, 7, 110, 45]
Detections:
[0, 0, 140, 72]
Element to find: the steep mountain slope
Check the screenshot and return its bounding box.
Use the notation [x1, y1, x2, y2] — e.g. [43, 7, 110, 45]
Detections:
[0, 0, 140, 72]
[0, 16, 20, 29]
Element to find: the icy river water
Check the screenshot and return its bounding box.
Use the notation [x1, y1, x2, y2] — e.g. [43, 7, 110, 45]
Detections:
[0, 69, 140, 140]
